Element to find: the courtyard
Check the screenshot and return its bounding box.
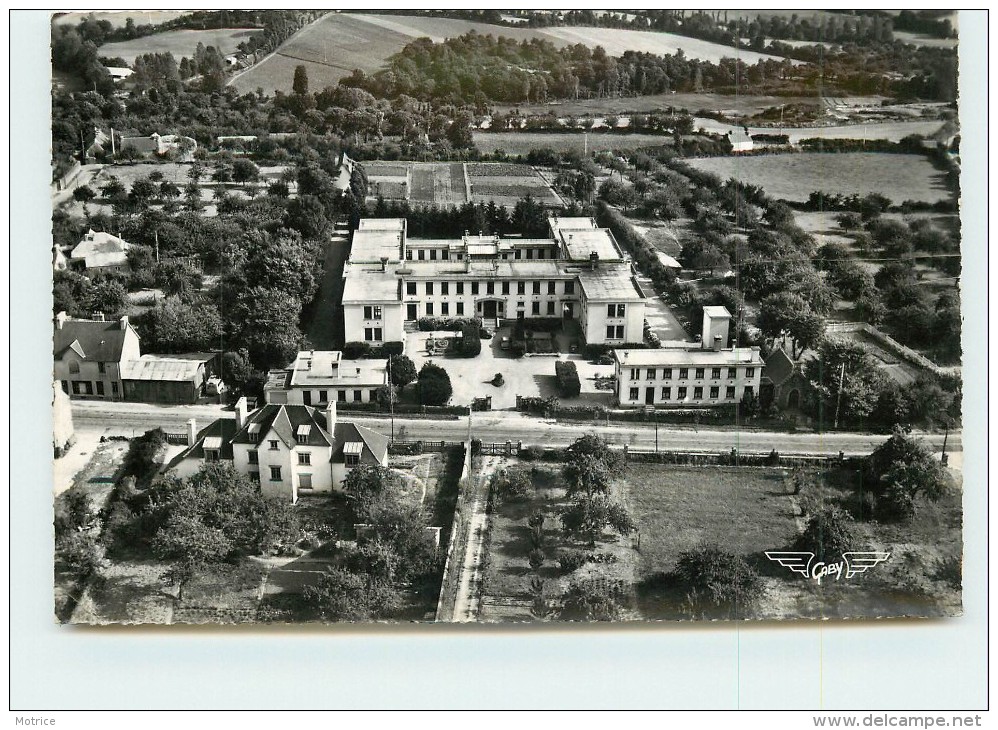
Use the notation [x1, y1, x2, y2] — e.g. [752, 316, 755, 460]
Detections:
[402, 327, 616, 410]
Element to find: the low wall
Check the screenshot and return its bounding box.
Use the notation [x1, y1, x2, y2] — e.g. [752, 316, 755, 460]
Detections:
[434, 440, 472, 622]
[826, 322, 946, 377]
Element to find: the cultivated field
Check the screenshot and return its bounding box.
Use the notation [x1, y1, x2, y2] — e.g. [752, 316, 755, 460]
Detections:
[361, 161, 562, 208]
[496, 93, 818, 118]
[693, 116, 947, 143]
[99, 28, 262, 64]
[474, 131, 672, 156]
[683, 152, 952, 205]
[478, 462, 639, 622]
[232, 12, 792, 95]
[53, 10, 192, 28]
[537, 26, 791, 64]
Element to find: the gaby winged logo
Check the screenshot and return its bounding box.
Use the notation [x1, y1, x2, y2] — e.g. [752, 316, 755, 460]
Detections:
[765, 551, 891, 584]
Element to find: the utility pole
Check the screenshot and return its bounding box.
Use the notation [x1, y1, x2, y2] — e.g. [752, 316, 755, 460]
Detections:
[388, 354, 395, 442]
[154, 229, 160, 263]
[941, 422, 949, 466]
[833, 362, 846, 430]
[654, 408, 659, 453]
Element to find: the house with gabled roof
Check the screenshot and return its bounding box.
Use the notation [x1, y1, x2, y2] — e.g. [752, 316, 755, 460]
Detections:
[70, 230, 131, 273]
[54, 312, 141, 400]
[761, 346, 811, 411]
[166, 397, 389, 503]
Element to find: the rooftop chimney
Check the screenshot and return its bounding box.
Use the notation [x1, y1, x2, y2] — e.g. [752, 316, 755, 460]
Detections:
[55, 311, 67, 330]
[235, 396, 249, 430]
[701, 307, 732, 351]
[187, 418, 197, 446]
[380, 256, 389, 273]
[589, 251, 599, 271]
[119, 315, 129, 330]
[325, 398, 337, 434]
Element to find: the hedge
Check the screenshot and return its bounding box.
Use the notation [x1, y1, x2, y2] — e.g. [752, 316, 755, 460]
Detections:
[341, 341, 403, 360]
[456, 323, 481, 357]
[554, 360, 581, 397]
[418, 316, 481, 332]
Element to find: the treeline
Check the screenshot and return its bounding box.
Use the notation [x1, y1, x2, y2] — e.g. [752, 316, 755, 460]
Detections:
[341, 32, 799, 105]
[340, 29, 955, 106]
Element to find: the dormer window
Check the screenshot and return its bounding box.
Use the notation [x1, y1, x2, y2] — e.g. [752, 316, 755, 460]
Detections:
[248, 423, 260, 443]
[344, 442, 363, 467]
[203, 436, 223, 462]
[296, 424, 311, 445]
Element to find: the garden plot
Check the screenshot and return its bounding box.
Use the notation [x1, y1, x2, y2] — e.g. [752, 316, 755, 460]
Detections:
[408, 163, 468, 206]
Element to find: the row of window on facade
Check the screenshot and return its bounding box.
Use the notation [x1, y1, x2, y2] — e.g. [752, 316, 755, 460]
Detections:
[628, 385, 755, 401]
[68, 361, 107, 374]
[64, 380, 119, 396]
[406, 247, 553, 261]
[405, 300, 562, 320]
[626, 366, 756, 381]
[404, 280, 576, 298]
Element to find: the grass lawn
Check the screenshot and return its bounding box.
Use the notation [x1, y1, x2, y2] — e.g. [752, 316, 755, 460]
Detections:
[683, 152, 953, 204]
[624, 465, 800, 583]
[99, 27, 261, 64]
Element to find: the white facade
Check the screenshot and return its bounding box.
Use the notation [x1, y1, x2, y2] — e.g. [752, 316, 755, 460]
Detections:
[341, 217, 646, 346]
[613, 306, 763, 408]
[265, 350, 389, 406]
[166, 398, 389, 503]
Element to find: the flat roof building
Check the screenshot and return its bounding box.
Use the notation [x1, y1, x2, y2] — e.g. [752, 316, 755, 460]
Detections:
[265, 350, 389, 407]
[612, 307, 764, 408]
[341, 217, 647, 347]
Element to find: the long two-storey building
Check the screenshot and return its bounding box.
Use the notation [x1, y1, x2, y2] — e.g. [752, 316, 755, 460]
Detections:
[341, 217, 647, 346]
[613, 307, 763, 408]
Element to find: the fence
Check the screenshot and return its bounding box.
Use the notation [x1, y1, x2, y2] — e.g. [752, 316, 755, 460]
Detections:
[164, 432, 189, 446]
[475, 441, 522, 457]
[388, 439, 464, 456]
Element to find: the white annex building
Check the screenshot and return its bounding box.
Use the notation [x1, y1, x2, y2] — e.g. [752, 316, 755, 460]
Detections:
[613, 306, 763, 408]
[341, 217, 647, 346]
[265, 350, 388, 406]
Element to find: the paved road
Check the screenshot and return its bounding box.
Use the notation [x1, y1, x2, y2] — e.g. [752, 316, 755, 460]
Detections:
[71, 401, 962, 456]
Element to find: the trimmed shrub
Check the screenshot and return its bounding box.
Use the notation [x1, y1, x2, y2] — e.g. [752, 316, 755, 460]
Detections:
[554, 360, 581, 398]
[381, 341, 405, 357]
[342, 341, 372, 360]
[559, 550, 588, 574]
[457, 323, 481, 357]
[417, 362, 453, 406]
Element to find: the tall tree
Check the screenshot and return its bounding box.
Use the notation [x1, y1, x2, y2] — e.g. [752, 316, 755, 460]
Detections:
[292, 64, 310, 96]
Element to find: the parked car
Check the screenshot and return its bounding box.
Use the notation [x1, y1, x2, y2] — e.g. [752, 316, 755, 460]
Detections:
[500, 336, 511, 350]
[205, 376, 227, 396]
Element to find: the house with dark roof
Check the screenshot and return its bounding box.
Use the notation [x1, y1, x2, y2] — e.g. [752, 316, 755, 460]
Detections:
[166, 397, 389, 503]
[54, 312, 141, 400]
[761, 346, 811, 410]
